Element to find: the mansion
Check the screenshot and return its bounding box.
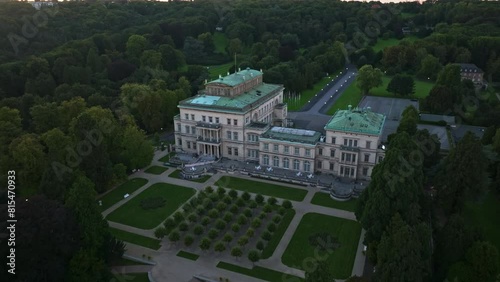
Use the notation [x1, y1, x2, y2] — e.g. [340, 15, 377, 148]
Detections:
[174, 68, 386, 180]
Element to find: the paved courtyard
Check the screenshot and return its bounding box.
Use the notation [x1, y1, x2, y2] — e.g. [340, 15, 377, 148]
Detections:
[358, 96, 419, 121]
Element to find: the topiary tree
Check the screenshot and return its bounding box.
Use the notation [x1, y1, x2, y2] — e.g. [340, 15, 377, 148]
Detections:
[267, 222, 276, 233]
[248, 249, 260, 265]
[272, 215, 282, 224]
[208, 228, 219, 239]
[246, 228, 255, 238]
[208, 208, 219, 218]
[215, 219, 226, 230]
[201, 216, 211, 226]
[231, 223, 240, 233]
[237, 235, 249, 247]
[196, 204, 205, 215]
[169, 229, 180, 242]
[236, 198, 245, 207]
[183, 203, 193, 213]
[164, 218, 176, 229]
[193, 224, 204, 235]
[278, 206, 286, 215]
[261, 230, 272, 241]
[188, 212, 198, 223]
[189, 197, 199, 207]
[199, 237, 211, 251]
[267, 197, 278, 205]
[154, 227, 167, 239]
[173, 211, 184, 223]
[256, 240, 265, 250]
[222, 195, 232, 204]
[217, 186, 226, 196]
[179, 221, 189, 231]
[282, 200, 292, 209]
[258, 211, 267, 219]
[249, 200, 258, 209]
[184, 234, 194, 246]
[244, 208, 253, 218]
[231, 247, 243, 260]
[263, 204, 273, 213]
[205, 186, 214, 193]
[237, 214, 248, 225]
[209, 193, 219, 202]
[255, 194, 264, 204]
[251, 218, 261, 228]
[229, 204, 239, 213]
[223, 233, 233, 244]
[242, 192, 251, 201]
[197, 191, 207, 200]
[214, 241, 226, 252]
[223, 212, 233, 223]
[228, 189, 238, 198]
[216, 202, 227, 212]
[202, 197, 213, 209]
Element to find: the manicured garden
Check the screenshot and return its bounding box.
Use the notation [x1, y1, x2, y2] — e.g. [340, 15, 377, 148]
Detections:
[217, 261, 305, 282]
[215, 176, 308, 201]
[372, 36, 417, 53]
[109, 227, 161, 250]
[176, 250, 200, 261]
[154, 186, 296, 266]
[106, 183, 196, 229]
[159, 152, 174, 163]
[168, 169, 211, 183]
[327, 80, 363, 115]
[282, 213, 362, 279]
[310, 192, 358, 212]
[285, 76, 335, 111]
[207, 62, 233, 80]
[144, 165, 168, 175]
[112, 272, 149, 282]
[98, 178, 148, 211]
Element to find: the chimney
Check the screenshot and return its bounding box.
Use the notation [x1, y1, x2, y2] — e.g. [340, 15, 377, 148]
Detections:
[219, 74, 222, 79]
[227, 71, 230, 75]
[238, 67, 241, 72]
[367, 106, 371, 112]
[348, 105, 352, 111]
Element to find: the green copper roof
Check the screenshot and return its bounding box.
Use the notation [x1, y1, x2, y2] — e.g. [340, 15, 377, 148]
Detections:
[261, 127, 321, 145]
[179, 83, 283, 113]
[208, 68, 262, 87]
[325, 107, 386, 135]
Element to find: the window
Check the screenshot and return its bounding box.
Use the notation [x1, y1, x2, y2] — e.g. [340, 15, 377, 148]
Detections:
[352, 154, 356, 163]
[305, 149, 311, 157]
[215, 117, 219, 123]
[318, 148, 323, 156]
[187, 141, 191, 149]
[273, 144, 279, 152]
[331, 137, 336, 144]
[177, 138, 182, 146]
[228, 147, 232, 155]
[354, 140, 358, 147]
[234, 148, 238, 156]
[330, 162, 334, 171]
[304, 161, 310, 172]
[284, 146, 289, 154]
[273, 156, 279, 167]
[317, 161, 322, 169]
[227, 118, 231, 125]
[294, 147, 300, 155]
[185, 113, 189, 119]
[177, 123, 181, 132]
[246, 117, 249, 124]
[330, 149, 335, 157]
[193, 143, 197, 150]
[264, 143, 269, 151]
[233, 132, 238, 140]
[202, 116, 206, 122]
[283, 158, 289, 168]
[363, 167, 368, 176]
[227, 131, 231, 139]
[209, 116, 213, 123]
[364, 154, 370, 162]
[234, 119, 238, 126]
[344, 139, 348, 146]
[263, 155, 269, 165]
[191, 114, 195, 120]
[378, 156, 383, 163]
[185, 125, 189, 133]
[293, 159, 300, 170]
[191, 126, 196, 134]
[366, 141, 371, 149]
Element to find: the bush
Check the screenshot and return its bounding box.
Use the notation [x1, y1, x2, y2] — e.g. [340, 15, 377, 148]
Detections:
[173, 211, 184, 223]
[208, 208, 219, 218]
[169, 229, 180, 242]
[231, 223, 240, 233]
[201, 216, 211, 226]
[229, 204, 239, 213]
[272, 215, 282, 224]
[237, 235, 249, 247]
[222, 195, 232, 204]
[261, 231, 272, 241]
[208, 228, 219, 239]
[248, 249, 260, 263]
[215, 241, 226, 252]
[242, 192, 251, 201]
[183, 203, 193, 213]
[256, 240, 265, 250]
[199, 237, 211, 251]
[189, 197, 199, 207]
[249, 200, 258, 209]
[209, 193, 219, 202]
[246, 228, 255, 237]
[282, 200, 292, 209]
[198, 191, 207, 200]
[164, 218, 176, 229]
[217, 186, 226, 195]
[251, 218, 261, 228]
[205, 186, 214, 193]
[263, 204, 273, 213]
[237, 215, 247, 225]
[223, 212, 233, 223]
[188, 213, 198, 223]
[244, 208, 253, 218]
[215, 219, 226, 230]
[258, 212, 267, 219]
[196, 204, 205, 215]
[140, 197, 166, 210]
[228, 189, 238, 198]
[267, 197, 278, 205]
[154, 227, 167, 239]
[193, 224, 204, 235]
[231, 247, 242, 258]
[184, 234, 194, 246]
[236, 198, 246, 207]
[179, 221, 189, 232]
[255, 194, 264, 204]
[203, 198, 213, 209]
[278, 206, 286, 215]
[267, 222, 277, 233]
[216, 202, 227, 212]
[223, 233, 233, 243]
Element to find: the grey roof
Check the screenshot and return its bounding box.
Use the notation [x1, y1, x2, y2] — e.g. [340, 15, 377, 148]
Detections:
[261, 126, 321, 145]
[459, 63, 483, 73]
[420, 114, 455, 125]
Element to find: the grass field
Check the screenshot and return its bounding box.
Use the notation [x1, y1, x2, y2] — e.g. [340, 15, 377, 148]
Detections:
[109, 228, 161, 250]
[372, 36, 418, 53]
[176, 250, 200, 261]
[286, 76, 335, 111]
[144, 166, 168, 175]
[327, 80, 363, 115]
[213, 32, 228, 54]
[168, 169, 211, 183]
[217, 262, 305, 282]
[216, 176, 308, 201]
[310, 192, 358, 212]
[107, 183, 196, 229]
[207, 62, 233, 80]
[463, 192, 500, 265]
[282, 213, 361, 279]
[159, 152, 174, 163]
[112, 273, 150, 282]
[261, 209, 296, 259]
[98, 178, 148, 211]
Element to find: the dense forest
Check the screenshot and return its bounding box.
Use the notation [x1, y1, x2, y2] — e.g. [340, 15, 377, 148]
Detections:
[0, 0, 499, 281]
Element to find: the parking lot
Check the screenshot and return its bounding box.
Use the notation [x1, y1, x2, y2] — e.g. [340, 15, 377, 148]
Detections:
[358, 96, 419, 121]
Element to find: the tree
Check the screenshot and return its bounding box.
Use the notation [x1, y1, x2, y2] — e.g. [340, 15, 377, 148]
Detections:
[30, 102, 60, 133]
[140, 50, 162, 69]
[120, 125, 154, 170]
[208, 228, 218, 239]
[197, 32, 215, 53]
[231, 223, 240, 233]
[397, 106, 418, 136]
[256, 240, 265, 250]
[465, 241, 499, 282]
[282, 200, 293, 209]
[252, 218, 261, 228]
[246, 228, 255, 238]
[154, 227, 167, 239]
[214, 241, 226, 252]
[267, 223, 277, 233]
[356, 65, 383, 95]
[231, 247, 243, 259]
[193, 225, 204, 235]
[169, 230, 180, 243]
[229, 189, 238, 198]
[248, 249, 260, 265]
[242, 191, 251, 201]
[227, 38, 242, 56]
[86, 48, 103, 72]
[413, 129, 441, 168]
[223, 233, 233, 244]
[417, 54, 442, 80]
[423, 85, 455, 114]
[126, 34, 148, 61]
[305, 260, 335, 282]
[267, 197, 278, 205]
[217, 186, 226, 196]
[387, 74, 415, 96]
[238, 214, 248, 225]
[199, 237, 211, 251]
[184, 234, 194, 247]
[9, 134, 46, 193]
[436, 64, 461, 88]
[261, 231, 272, 241]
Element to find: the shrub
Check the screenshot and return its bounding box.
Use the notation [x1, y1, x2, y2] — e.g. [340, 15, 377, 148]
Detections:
[208, 208, 219, 218]
[231, 247, 242, 258]
[263, 204, 273, 213]
[237, 215, 247, 225]
[229, 204, 239, 213]
[231, 223, 240, 233]
[267, 197, 278, 205]
[278, 206, 286, 215]
[164, 218, 175, 229]
[183, 203, 193, 213]
[251, 218, 261, 228]
[208, 228, 219, 239]
[201, 216, 211, 226]
[154, 227, 167, 239]
[209, 193, 219, 202]
[215, 241, 226, 252]
[196, 205, 205, 215]
[258, 212, 267, 219]
[179, 221, 189, 232]
[205, 186, 214, 193]
[198, 191, 207, 200]
[140, 197, 166, 210]
[215, 219, 226, 230]
[248, 249, 260, 263]
[256, 240, 265, 250]
[169, 230, 180, 242]
[189, 197, 199, 207]
[246, 228, 255, 237]
[199, 237, 211, 251]
[173, 211, 184, 223]
[261, 231, 272, 241]
[222, 195, 232, 204]
[217, 186, 226, 195]
[244, 208, 253, 218]
[237, 235, 249, 247]
[242, 192, 251, 201]
[282, 200, 292, 209]
[223, 212, 233, 223]
[216, 202, 227, 212]
[249, 200, 258, 209]
[267, 222, 277, 233]
[272, 215, 282, 224]
[236, 198, 246, 207]
[193, 224, 204, 235]
[255, 194, 264, 204]
[202, 198, 213, 209]
[188, 213, 198, 223]
[228, 189, 238, 198]
[184, 234, 194, 246]
[223, 233, 233, 243]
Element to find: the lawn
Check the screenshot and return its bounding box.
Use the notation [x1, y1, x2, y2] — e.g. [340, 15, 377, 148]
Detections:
[213, 32, 228, 54]
[282, 213, 362, 279]
[109, 227, 161, 250]
[168, 169, 211, 183]
[261, 209, 296, 259]
[463, 192, 500, 265]
[327, 80, 363, 115]
[144, 166, 168, 175]
[112, 273, 150, 282]
[217, 262, 305, 282]
[176, 250, 199, 261]
[372, 36, 418, 53]
[98, 178, 148, 211]
[310, 192, 358, 212]
[159, 152, 174, 163]
[216, 176, 308, 201]
[107, 183, 196, 229]
[207, 62, 233, 80]
[285, 76, 335, 111]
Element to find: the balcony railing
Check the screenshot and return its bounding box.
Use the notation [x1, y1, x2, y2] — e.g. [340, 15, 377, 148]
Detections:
[196, 137, 221, 144]
[196, 121, 221, 129]
[340, 145, 360, 152]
